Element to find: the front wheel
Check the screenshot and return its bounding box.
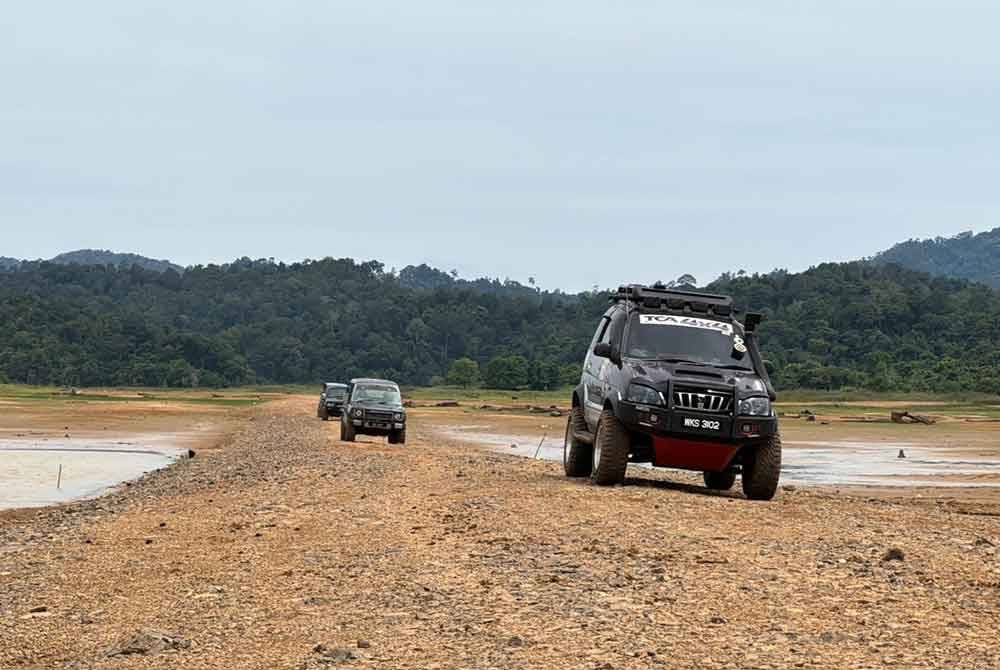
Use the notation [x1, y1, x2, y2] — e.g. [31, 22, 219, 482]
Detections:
[341, 417, 356, 442]
[563, 406, 592, 477]
[388, 430, 406, 445]
[741, 433, 782, 500]
[703, 470, 736, 490]
[591, 409, 629, 486]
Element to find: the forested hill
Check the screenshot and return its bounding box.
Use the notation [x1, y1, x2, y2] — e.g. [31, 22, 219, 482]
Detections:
[0, 250, 183, 274]
[709, 264, 999, 393]
[49, 250, 184, 274]
[873, 227, 1000, 288]
[0, 258, 997, 393]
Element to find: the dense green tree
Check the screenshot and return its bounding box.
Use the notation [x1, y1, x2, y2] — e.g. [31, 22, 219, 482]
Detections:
[483, 355, 531, 390]
[446, 358, 480, 387]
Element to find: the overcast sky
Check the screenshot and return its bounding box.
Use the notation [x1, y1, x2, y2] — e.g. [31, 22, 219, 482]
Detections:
[3, 1, 999, 291]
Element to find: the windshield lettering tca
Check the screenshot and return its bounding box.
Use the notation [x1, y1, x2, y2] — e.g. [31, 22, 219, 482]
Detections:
[626, 314, 751, 369]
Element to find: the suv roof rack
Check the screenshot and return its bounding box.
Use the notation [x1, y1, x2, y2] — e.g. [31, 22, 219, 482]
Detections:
[612, 284, 734, 319]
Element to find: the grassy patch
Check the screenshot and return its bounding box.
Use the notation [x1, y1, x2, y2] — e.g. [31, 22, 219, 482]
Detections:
[0, 385, 272, 407]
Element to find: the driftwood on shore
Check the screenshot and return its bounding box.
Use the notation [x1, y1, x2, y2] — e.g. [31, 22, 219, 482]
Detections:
[891, 411, 935, 425]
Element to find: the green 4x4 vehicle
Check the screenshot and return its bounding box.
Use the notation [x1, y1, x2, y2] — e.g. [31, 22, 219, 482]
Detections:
[340, 378, 407, 445]
[317, 382, 348, 420]
[564, 284, 781, 500]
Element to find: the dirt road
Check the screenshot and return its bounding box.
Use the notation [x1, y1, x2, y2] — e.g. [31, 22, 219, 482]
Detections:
[2, 398, 999, 669]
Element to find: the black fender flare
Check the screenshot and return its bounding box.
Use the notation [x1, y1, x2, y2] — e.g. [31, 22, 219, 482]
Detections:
[575, 384, 624, 419]
[603, 390, 624, 420]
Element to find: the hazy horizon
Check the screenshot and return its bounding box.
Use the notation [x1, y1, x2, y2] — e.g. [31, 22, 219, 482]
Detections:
[5, 2, 999, 292]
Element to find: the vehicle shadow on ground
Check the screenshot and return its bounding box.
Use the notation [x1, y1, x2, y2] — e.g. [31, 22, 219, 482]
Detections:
[623, 476, 745, 500]
[542, 471, 745, 500]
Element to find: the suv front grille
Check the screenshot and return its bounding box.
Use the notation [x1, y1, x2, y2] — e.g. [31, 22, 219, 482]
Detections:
[365, 410, 394, 421]
[673, 386, 732, 414]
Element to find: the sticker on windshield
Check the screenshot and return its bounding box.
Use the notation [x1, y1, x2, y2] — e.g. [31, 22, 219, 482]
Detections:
[733, 335, 748, 353]
[638, 314, 733, 336]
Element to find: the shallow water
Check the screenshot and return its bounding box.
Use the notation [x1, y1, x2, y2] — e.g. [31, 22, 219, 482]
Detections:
[0, 437, 186, 510]
[439, 427, 1000, 488]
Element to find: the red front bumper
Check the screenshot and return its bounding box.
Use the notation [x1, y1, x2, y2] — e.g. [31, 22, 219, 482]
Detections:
[652, 436, 740, 472]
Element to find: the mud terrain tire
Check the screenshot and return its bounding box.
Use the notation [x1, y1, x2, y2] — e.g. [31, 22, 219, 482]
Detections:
[388, 430, 406, 445]
[591, 408, 629, 485]
[563, 406, 592, 477]
[703, 470, 736, 490]
[341, 417, 356, 443]
[742, 433, 782, 500]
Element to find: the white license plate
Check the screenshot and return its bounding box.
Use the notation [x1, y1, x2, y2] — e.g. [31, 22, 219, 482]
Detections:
[683, 417, 721, 431]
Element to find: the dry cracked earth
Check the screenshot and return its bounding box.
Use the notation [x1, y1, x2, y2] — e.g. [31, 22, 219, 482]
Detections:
[1, 398, 999, 669]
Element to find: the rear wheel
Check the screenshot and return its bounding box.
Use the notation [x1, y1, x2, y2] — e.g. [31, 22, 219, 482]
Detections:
[703, 470, 736, 490]
[741, 433, 782, 500]
[563, 406, 592, 477]
[591, 408, 629, 486]
[341, 417, 356, 442]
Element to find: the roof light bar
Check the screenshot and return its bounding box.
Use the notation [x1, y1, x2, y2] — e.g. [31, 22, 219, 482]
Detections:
[613, 284, 736, 320]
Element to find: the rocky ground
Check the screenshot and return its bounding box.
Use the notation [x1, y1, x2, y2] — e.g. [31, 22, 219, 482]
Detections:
[2, 397, 999, 669]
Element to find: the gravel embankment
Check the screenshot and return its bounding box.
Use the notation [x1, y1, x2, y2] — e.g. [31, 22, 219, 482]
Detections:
[2, 398, 999, 669]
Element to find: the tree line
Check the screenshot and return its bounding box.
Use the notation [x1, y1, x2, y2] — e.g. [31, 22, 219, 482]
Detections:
[0, 257, 997, 393]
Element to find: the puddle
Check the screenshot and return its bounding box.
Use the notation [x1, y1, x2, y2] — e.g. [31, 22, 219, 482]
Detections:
[439, 428, 1000, 488]
[0, 436, 188, 510]
[439, 427, 567, 461]
[781, 441, 1000, 487]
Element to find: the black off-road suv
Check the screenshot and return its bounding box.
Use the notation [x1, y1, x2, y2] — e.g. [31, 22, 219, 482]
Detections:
[564, 284, 781, 500]
[340, 378, 407, 444]
[317, 382, 348, 420]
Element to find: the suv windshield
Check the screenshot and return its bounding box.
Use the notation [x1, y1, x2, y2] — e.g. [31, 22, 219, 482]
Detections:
[326, 387, 346, 400]
[625, 313, 752, 370]
[352, 384, 402, 406]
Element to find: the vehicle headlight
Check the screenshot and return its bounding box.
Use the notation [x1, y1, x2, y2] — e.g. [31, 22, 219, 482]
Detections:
[393, 412, 404, 421]
[353, 408, 364, 418]
[626, 384, 664, 406]
[737, 377, 767, 394]
[738, 397, 771, 416]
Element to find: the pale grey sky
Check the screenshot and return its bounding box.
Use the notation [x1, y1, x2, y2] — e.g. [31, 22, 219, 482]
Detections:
[3, 1, 999, 290]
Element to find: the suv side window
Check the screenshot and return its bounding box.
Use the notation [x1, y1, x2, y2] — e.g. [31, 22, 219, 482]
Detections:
[607, 308, 626, 350]
[598, 320, 613, 346]
[591, 316, 611, 349]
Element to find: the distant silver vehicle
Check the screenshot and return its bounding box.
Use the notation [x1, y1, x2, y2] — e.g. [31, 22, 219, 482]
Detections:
[317, 382, 348, 421]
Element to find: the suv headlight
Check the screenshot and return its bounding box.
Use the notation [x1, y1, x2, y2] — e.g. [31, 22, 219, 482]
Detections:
[393, 412, 404, 421]
[738, 397, 771, 416]
[626, 384, 664, 406]
[736, 377, 767, 394]
[353, 408, 364, 418]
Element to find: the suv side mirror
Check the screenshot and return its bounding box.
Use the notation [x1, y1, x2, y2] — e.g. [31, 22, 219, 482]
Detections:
[593, 342, 613, 359]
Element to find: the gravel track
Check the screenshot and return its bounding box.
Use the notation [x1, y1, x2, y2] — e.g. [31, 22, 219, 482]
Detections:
[2, 398, 999, 669]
